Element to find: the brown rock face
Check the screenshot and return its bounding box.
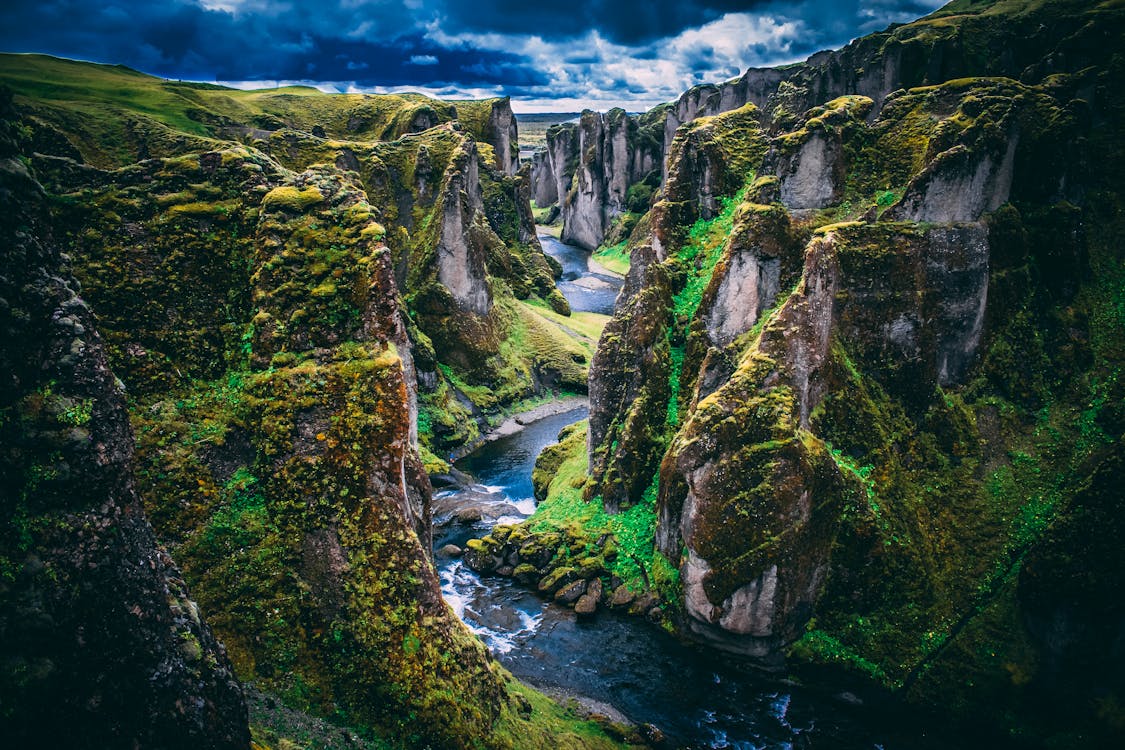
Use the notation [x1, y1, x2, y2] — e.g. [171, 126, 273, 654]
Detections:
[0, 94, 249, 750]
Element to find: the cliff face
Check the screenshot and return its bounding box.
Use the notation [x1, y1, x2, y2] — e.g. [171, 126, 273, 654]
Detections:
[0, 93, 249, 749]
[575, 0, 1125, 742]
[588, 102, 772, 511]
[0, 59, 615, 748]
[660, 67, 791, 178]
[536, 108, 662, 250]
[451, 97, 520, 175]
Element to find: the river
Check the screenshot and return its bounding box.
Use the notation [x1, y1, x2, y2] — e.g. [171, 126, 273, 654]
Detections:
[431, 234, 955, 749]
[538, 232, 623, 315]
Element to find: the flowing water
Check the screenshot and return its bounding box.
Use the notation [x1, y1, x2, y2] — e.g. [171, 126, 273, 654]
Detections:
[538, 232, 623, 314]
[432, 235, 956, 749]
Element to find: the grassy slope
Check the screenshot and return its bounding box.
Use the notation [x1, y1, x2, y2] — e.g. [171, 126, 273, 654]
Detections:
[0, 54, 497, 168]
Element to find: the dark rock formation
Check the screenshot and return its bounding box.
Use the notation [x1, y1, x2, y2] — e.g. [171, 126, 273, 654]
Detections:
[535, 108, 662, 250]
[660, 67, 791, 178]
[0, 91, 250, 750]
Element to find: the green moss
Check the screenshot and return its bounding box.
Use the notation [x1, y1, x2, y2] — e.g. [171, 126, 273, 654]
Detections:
[591, 241, 630, 276]
[490, 672, 645, 749]
[0, 54, 479, 167]
[789, 628, 888, 682]
[261, 186, 324, 212]
[525, 422, 660, 595]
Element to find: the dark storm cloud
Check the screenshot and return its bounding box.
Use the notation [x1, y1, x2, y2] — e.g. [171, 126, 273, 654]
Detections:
[0, 0, 543, 87]
[432, 0, 776, 46]
[431, 0, 946, 46]
[0, 0, 947, 104]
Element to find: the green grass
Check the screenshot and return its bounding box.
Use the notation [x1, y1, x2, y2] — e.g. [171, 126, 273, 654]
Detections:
[789, 627, 888, 682]
[531, 201, 558, 225]
[520, 298, 611, 344]
[528, 422, 659, 593]
[0, 53, 501, 168]
[670, 185, 748, 322]
[491, 671, 641, 749]
[591, 241, 630, 276]
[514, 112, 581, 151]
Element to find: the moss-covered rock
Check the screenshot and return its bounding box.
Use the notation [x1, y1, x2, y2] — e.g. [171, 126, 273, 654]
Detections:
[569, 2, 1125, 745]
[0, 91, 249, 748]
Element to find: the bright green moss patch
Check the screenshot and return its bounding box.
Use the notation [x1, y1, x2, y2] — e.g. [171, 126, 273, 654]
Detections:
[520, 298, 609, 346]
[591, 241, 630, 276]
[491, 672, 644, 749]
[261, 185, 324, 212]
[789, 628, 888, 682]
[527, 422, 659, 595]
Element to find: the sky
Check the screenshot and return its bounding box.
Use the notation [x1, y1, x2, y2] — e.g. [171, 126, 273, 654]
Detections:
[0, 1, 948, 112]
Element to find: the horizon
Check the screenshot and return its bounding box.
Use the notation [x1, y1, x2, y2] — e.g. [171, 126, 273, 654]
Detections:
[0, 1, 948, 112]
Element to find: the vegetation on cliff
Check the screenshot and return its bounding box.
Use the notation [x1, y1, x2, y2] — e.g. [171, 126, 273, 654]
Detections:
[511, 1, 1125, 745]
[0, 55, 627, 748]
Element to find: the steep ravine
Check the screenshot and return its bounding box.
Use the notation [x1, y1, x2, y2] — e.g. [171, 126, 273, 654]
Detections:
[500, 1, 1125, 746]
[2, 1, 1124, 747]
[434, 394, 960, 748]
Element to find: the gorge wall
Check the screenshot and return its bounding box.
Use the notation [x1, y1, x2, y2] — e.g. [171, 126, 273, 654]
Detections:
[530, 108, 664, 250]
[0, 90, 250, 750]
[517, 0, 1125, 744]
[0, 58, 624, 749]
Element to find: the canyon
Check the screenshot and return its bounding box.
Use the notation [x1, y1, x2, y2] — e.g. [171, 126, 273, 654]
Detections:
[2, 0, 1124, 748]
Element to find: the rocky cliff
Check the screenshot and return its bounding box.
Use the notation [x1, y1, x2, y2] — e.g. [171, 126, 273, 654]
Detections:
[532, 108, 663, 250]
[531, 0, 1122, 260]
[0, 89, 250, 750]
[532, 0, 1125, 743]
[0, 58, 626, 749]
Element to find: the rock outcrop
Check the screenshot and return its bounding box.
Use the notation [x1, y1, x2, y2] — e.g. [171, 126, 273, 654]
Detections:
[454, 97, 520, 175]
[661, 67, 791, 178]
[535, 108, 662, 250]
[0, 91, 250, 750]
[588, 104, 773, 511]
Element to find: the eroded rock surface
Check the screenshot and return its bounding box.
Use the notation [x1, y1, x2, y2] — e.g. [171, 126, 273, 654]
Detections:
[0, 93, 250, 749]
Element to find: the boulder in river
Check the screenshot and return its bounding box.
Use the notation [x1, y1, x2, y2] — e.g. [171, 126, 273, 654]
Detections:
[606, 584, 635, 608]
[555, 579, 588, 605]
[575, 593, 599, 618]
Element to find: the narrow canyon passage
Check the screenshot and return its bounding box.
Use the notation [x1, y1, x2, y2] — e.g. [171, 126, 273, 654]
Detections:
[430, 236, 949, 749]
